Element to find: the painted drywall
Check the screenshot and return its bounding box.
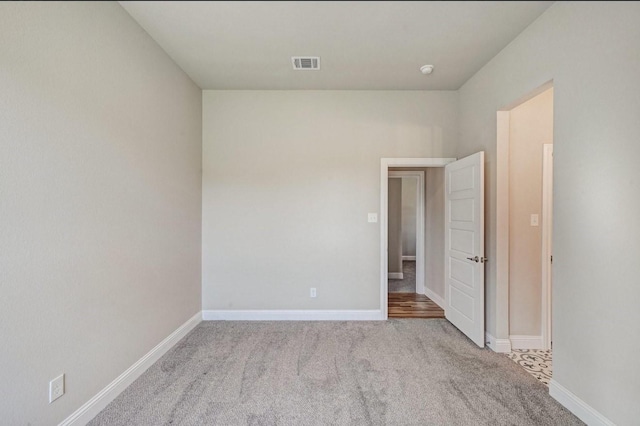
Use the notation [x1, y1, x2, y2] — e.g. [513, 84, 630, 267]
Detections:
[458, 2, 640, 423]
[388, 178, 403, 273]
[401, 177, 418, 257]
[509, 88, 554, 336]
[202, 91, 457, 310]
[0, 3, 202, 425]
[425, 168, 445, 301]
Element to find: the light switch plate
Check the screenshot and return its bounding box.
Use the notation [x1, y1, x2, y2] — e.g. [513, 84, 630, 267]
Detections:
[531, 214, 539, 226]
[368, 213, 378, 223]
[49, 374, 64, 403]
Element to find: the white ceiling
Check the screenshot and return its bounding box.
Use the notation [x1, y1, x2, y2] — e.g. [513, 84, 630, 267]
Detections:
[120, 1, 553, 90]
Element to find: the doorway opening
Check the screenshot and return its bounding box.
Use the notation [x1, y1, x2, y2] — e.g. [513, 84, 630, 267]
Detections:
[497, 83, 554, 385]
[381, 155, 486, 346]
[387, 170, 442, 318]
[381, 159, 452, 319]
[387, 171, 423, 293]
[380, 158, 455, 318]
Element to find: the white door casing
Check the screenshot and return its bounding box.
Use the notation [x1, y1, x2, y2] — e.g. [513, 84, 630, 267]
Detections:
[541, 144, 554, 350]
[444, 152, 485, 347]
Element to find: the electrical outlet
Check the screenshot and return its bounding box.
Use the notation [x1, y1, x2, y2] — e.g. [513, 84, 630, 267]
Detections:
[310, 288, 317, 298]
[368, 213, 378, 223]
[49, 374, 64, 403]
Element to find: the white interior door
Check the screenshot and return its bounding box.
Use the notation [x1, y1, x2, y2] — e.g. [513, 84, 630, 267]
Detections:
[444, 152, 485, 347]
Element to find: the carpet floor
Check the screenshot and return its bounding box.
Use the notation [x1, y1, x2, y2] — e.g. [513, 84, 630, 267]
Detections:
[90, 320, 582, 426]
[388, 260, 416, 293]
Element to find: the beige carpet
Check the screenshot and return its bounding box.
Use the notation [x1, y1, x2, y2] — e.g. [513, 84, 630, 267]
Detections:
[388, 260, 416, 293]
[90, 320, 582, 425]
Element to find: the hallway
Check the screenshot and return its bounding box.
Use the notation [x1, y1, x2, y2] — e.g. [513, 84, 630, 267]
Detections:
[388, 293, 444, 318]
[388, 260, 417, 293]
[388, 261, 444, 318]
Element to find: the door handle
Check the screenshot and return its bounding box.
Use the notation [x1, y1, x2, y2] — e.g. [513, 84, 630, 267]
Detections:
[466, 256, 479, 262]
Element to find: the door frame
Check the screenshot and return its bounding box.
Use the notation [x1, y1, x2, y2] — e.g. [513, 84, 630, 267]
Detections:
[541, 144, 554, 350]
[388, 171, 425, 294]
[495, 110, 511, 351]
[380, 158, 456, 319]
[494, 80, 554, 352]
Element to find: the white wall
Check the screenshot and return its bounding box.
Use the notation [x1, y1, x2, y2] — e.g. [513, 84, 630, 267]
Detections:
[388, 178, 403, 273]
[401, 177, 418, 257]
[202, 90, 457, 311]
[0, 3, 202, 425]
[509, 88, 553, 336]
[458, 2, 640, 423]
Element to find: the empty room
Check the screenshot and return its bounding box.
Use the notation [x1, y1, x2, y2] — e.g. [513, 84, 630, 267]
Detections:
[2, 1, 639, 425]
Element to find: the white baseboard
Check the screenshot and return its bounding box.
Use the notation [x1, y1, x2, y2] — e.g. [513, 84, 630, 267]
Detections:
[202, 310, 384, 321]
[424, 288, 445, 309]
[485, 332, 512, 353]
[509, 335, 543, 350]
[59, 312, 202, 426]
[402, 256, 416, 261]
[388, 272, 404, 279]
[549, 380, 615, 426]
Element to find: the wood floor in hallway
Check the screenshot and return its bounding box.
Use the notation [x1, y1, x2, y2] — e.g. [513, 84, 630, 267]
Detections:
[388, 293, 445, 318]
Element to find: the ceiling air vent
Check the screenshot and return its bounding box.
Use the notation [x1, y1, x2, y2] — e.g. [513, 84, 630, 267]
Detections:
[292, 56, 320, 70]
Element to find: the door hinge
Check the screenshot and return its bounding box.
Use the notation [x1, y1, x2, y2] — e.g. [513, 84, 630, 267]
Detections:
[551, 255, 553, 264]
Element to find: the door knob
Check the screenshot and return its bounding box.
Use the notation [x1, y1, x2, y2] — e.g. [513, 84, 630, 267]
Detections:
[466, 256, 479, 262]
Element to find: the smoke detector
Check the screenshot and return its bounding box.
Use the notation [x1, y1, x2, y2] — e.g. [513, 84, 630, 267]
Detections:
[420, 65, 434, 75]
[292, 57, 321, 70]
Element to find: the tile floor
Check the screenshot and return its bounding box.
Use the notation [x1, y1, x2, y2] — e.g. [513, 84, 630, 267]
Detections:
[507, 349, 553, 386]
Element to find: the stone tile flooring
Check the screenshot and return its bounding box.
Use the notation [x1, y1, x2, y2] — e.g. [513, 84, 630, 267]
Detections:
[507, 349, 553, 386]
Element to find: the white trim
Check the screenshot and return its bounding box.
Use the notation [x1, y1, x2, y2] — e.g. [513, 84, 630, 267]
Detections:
[485, 332, 512, 353]
[424, 288, 445, 309]
[496, 110, 511, 341]
[541, 144, 554, 350]
[549, 380, 616, 426]
[509, 335, 543, 350]
[388, 272, 404, 280]
[389, 170, 425, 294]
[59, 312, 202, 426]
[402, 255, 416, 261]
[381, 158, 455, 319]
[202, 310, 384, 321]
[383, 158, 457, 168]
